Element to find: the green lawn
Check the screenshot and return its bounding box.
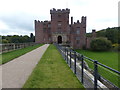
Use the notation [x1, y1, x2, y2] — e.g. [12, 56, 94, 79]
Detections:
[23, 45, 84, 88]
[0, 44, 43, 64]
[76, 50, 119, 87]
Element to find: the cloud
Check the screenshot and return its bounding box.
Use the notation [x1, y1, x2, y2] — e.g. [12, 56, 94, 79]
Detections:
[0, 0, 119, 35]
[0, 11, 36, 35]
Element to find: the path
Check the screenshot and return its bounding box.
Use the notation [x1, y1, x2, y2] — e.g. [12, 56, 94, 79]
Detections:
[1, 44, 49, 88]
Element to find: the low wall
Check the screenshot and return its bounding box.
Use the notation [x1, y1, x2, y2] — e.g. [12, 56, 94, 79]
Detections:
[0, 43, 37, 53]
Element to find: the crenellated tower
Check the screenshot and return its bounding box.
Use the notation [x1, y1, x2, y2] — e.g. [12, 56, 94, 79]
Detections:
[50, 8, 70, 44]
[35, 8, 89, 49]
[70, 16, 86, 49]
[50, 8, 70, 33]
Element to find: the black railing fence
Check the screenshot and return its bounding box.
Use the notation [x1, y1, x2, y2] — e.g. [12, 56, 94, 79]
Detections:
[54, 43, 120, 89]
[0, 42, 37, 53]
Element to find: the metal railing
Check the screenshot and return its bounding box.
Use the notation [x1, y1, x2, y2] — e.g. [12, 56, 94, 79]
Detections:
[54, 43, 120, 89]
[0, 42, 37, 53]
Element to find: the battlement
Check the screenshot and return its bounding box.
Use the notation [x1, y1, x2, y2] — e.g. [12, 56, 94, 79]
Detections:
[35, 20, 51, 23]
[50, 8, 70, 14]
[35, 20, 42, 23]
[72, 16, 86, 25]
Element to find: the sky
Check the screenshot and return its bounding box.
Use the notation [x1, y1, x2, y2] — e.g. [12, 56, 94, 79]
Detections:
[0, 0, 119, 36]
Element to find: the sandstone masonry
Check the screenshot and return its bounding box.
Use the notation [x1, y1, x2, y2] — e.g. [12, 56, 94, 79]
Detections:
[35, 8, 96, 49]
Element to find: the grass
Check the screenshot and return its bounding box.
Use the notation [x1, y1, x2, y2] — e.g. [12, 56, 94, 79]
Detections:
[0, 44, 43, 64]
[76, 50, 118, 71]
[23, 45, 84, 88]
[76, 49, 119, 87]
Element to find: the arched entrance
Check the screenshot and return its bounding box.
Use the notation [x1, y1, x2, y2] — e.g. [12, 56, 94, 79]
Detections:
[57, 36, 62, 44]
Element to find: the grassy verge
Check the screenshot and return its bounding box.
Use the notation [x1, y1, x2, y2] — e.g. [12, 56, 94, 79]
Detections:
[23, 45, 84, 88]
[0, 44, 44, 64]
[76, 50, 119, 87]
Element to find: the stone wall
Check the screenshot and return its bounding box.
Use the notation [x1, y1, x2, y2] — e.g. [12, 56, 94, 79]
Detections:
[35, 8, 96, 49]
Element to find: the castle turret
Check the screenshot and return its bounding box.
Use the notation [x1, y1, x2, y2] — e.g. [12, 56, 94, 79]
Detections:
[35, 20, 44, 44]
[50, 8, 70, 33]
[81, 16, 86, 25]
[77, 20, 80, 23]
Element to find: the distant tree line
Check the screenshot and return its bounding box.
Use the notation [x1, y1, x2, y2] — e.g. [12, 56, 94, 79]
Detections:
[2, 33, 35, 43]
[87, 27, 120, 44]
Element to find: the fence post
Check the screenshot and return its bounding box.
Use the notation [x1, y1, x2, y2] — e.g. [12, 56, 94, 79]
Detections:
[24, 43, 25, 48]
[81, 55, 84, 84]
[67, 48, 68, 64]
[65, 47, 66, 60]
[74, 51, 76, 74]
[70, 49, 71, 68]
[94, 60, 98, 90]
[13, 44, 15, 50]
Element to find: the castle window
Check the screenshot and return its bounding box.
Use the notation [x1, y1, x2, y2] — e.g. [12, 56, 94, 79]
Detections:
[44, 38, 45, 41]
[76, 37, 80, 40]
[58, 21, 62, 26]
[76, 40, 79, 44]
[76, 30, 80, 34]
[58, 14, 61, 18]
[58, 23, 61, 26]
[48, 24, 51, 28]
[57, 27, 61, 32]
[49, 38, 51, 41]
[58, 21, 62, 22]
[76, 27, 80, 34]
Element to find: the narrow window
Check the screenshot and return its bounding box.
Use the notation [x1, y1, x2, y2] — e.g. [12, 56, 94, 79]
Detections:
[76, 37, 80, 40]
[58, 14, 61, 18]
[76, 40, 79, 44]
[76, 27, 80, 34]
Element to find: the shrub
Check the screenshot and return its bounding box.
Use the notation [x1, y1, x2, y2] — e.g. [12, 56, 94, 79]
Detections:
[82, 45, 86, 50]
[90, 37, 112, 51]
[113, 44, 120, 51]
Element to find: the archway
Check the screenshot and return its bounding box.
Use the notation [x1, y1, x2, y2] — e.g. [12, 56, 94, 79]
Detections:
[57, 36, 62, 44]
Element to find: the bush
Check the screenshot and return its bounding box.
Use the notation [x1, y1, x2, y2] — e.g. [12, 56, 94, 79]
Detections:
[90, 37, 112, 51]
[112, 44, 120, 51]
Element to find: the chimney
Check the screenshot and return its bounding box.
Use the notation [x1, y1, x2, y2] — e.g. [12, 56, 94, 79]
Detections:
[77, 20, 79, 23]
[92, 29, 96, 38]
[71, 17, 73, 25]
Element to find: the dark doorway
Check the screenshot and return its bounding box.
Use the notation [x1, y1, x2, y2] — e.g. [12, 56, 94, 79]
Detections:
[58, 36, 62, 44]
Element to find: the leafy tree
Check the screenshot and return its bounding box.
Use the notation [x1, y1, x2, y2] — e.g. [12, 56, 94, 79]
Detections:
[90, 37, 112, 51]
[1, 34, 34, 43]
[105, 28, 118, 43]
[30, 33, 35, 42]
[2, 39, 9, 43]
[96, 27, 120, 44]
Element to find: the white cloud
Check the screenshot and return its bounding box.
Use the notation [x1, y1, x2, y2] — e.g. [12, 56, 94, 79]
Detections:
[0, 21, 9, 30]
[0, 0, 119, 35]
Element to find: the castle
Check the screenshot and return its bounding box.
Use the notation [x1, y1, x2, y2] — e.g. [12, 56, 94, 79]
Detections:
[35, 8, 96, 49]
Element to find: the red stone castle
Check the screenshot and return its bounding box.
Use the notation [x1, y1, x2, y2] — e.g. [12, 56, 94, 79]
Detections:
[35, 8, 96, 49]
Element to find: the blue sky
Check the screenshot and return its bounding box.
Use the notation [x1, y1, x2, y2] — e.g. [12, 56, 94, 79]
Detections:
[0, 0, 119, 36]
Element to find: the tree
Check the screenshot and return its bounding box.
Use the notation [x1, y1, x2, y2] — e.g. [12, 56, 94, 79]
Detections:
[2, 39, 9, 43]
[90, 37, 112, 51]
[30, 33, 35, 42]
[1, 35, 32, 43]
[96, 27, 120, 44]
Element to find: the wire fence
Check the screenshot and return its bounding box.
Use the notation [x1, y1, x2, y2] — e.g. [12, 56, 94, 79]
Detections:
[54, 43, 120, 89]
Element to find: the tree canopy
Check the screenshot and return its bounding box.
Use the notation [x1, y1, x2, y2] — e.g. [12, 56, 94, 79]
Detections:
[2, 33, 35, 43]
[87, 27, 120, 44]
